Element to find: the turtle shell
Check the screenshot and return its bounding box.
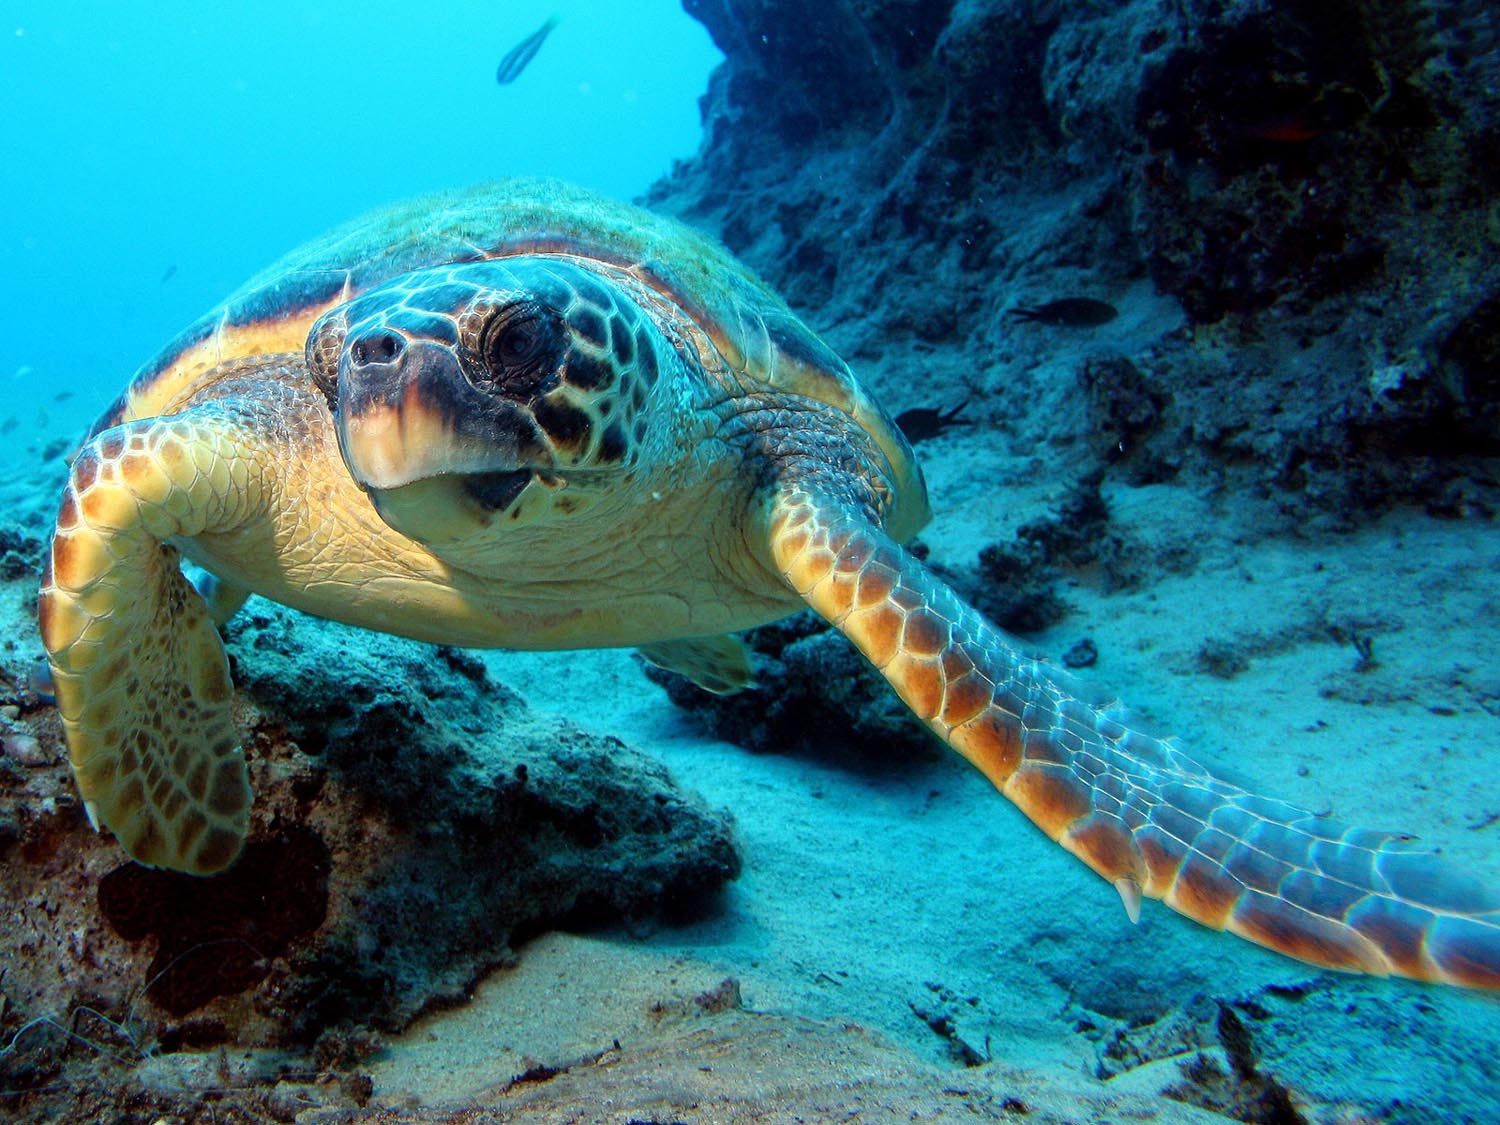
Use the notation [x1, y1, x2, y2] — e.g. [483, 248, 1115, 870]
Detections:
[100, 177, 930, 541]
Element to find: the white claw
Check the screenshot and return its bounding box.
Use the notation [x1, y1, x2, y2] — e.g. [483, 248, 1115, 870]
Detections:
[1115, 877, 1142, 925]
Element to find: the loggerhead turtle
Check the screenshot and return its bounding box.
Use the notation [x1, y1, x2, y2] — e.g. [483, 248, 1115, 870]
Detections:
[38, 179, 1499, 988]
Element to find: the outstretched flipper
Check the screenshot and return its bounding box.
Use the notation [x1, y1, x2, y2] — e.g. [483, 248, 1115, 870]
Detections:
[639, 634, 756, 695]
[764, 484, 1500, 988]
[38, 411, 264, 874]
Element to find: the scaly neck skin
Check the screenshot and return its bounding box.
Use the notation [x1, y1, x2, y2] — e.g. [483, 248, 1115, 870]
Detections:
[717, 392, 900, 583]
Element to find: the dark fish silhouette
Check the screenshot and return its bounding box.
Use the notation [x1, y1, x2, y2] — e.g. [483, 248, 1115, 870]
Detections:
[53, 390, 74, 402]
[496, 16, 558, 85]
[1007, 298, 1119, 327]
[160, 264, 178, 284]
[895, 400, 972, 444]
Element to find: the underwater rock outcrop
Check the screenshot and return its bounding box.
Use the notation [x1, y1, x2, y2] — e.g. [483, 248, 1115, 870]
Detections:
[0, 479, 738, 1114]
[660, 0, 1500, 516]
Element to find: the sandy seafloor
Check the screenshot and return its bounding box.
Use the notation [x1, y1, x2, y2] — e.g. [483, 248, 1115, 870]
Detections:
[3, 355, 1499, 1123]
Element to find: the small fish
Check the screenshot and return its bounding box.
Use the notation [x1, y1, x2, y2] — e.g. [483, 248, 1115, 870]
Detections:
[160, 264, 178, 284]
[0, 417, 15, 434]
[1007, 298, 1119, 327]
[53, 390, 74, 402]
[496, 16, 558, 85]
[895, 400, 972, 444]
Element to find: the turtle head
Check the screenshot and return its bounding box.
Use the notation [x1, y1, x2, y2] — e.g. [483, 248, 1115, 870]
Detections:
[306, 259, 659, 545]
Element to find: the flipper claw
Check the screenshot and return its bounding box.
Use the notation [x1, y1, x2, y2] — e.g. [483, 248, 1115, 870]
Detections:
[1115, 878, 1143, 925]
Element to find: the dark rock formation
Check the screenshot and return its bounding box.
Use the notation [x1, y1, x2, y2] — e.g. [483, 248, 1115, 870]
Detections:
[0, 584, 738, 1110]
[644, 610, 940, 766]
[654, 0, 1500, 517]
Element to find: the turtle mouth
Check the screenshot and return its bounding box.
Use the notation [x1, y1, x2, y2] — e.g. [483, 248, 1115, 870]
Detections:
[460, 469, 533, 513]
[367, 469, 538, 543]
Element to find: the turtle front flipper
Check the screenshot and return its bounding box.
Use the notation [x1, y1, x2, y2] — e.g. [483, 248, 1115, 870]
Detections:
[38, 413, 265, 874]
[764, 486, 1500, 988]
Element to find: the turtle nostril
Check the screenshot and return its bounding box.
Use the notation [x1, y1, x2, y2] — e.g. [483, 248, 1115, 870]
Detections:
[350, 330, 404, 368]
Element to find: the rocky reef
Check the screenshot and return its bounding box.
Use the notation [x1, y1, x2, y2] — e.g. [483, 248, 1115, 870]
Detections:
[657, 0, 1500, 517]
[649, 0, 1500, 838]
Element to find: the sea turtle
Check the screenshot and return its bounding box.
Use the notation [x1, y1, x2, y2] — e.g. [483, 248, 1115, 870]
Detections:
[38, 179, 1499, 988]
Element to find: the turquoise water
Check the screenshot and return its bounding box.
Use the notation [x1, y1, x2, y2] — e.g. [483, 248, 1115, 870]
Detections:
[0, 1, 718, 430]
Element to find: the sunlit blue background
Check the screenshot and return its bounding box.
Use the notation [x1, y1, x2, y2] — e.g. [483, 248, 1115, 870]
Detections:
[1, 0, 719, 433]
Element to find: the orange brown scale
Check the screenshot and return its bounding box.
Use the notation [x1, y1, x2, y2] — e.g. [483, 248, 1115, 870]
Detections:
[54, 491, 81, 534]
[843, 603, 904, 668]
[73, 454, 99, 491]
[1063, 816, 1147, 883]
[1134, 833, 1187, 897]
[793, 549, 836, 591]
[1164, 851, 1242, 929]
[1229, 894, 1386, 974]
[120, 452, 155, 481]
[853, 562, 896, 609]
[1003, 765, 1093, 841]
[939, 646, 974, 680]
[890, 654, 946, 722]
[35, 582, 60, 641]
[830, 531, 876, 576]
[79, 486, 126, 528]
[938, 671, 994, 731]
[901, 609, 949, 659]
[819, 574, 858, 620]
[1346, 902, 1430, 977]
[950, 711, 1024, 785]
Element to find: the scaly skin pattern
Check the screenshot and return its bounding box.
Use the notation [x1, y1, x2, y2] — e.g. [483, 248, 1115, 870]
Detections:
[764, 474, 1500, 989]
[37, 409, 262, 872]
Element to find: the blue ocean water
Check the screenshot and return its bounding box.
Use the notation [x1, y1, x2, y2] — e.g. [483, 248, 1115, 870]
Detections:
[0, 1, 718, 434]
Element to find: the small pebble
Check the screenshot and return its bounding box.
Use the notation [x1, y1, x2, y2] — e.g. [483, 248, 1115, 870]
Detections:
[1062, 637, 1099, 668]
[3, 732, 48, 766]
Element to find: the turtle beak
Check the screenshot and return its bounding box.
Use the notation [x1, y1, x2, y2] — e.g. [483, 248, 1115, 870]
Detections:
[333, 326, 550, 542]
[333, 327, 540, 492]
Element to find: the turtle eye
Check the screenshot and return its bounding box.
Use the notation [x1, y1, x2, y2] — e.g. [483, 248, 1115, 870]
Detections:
[478, 302, 560, 394]
[305, 308, 348, 409]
